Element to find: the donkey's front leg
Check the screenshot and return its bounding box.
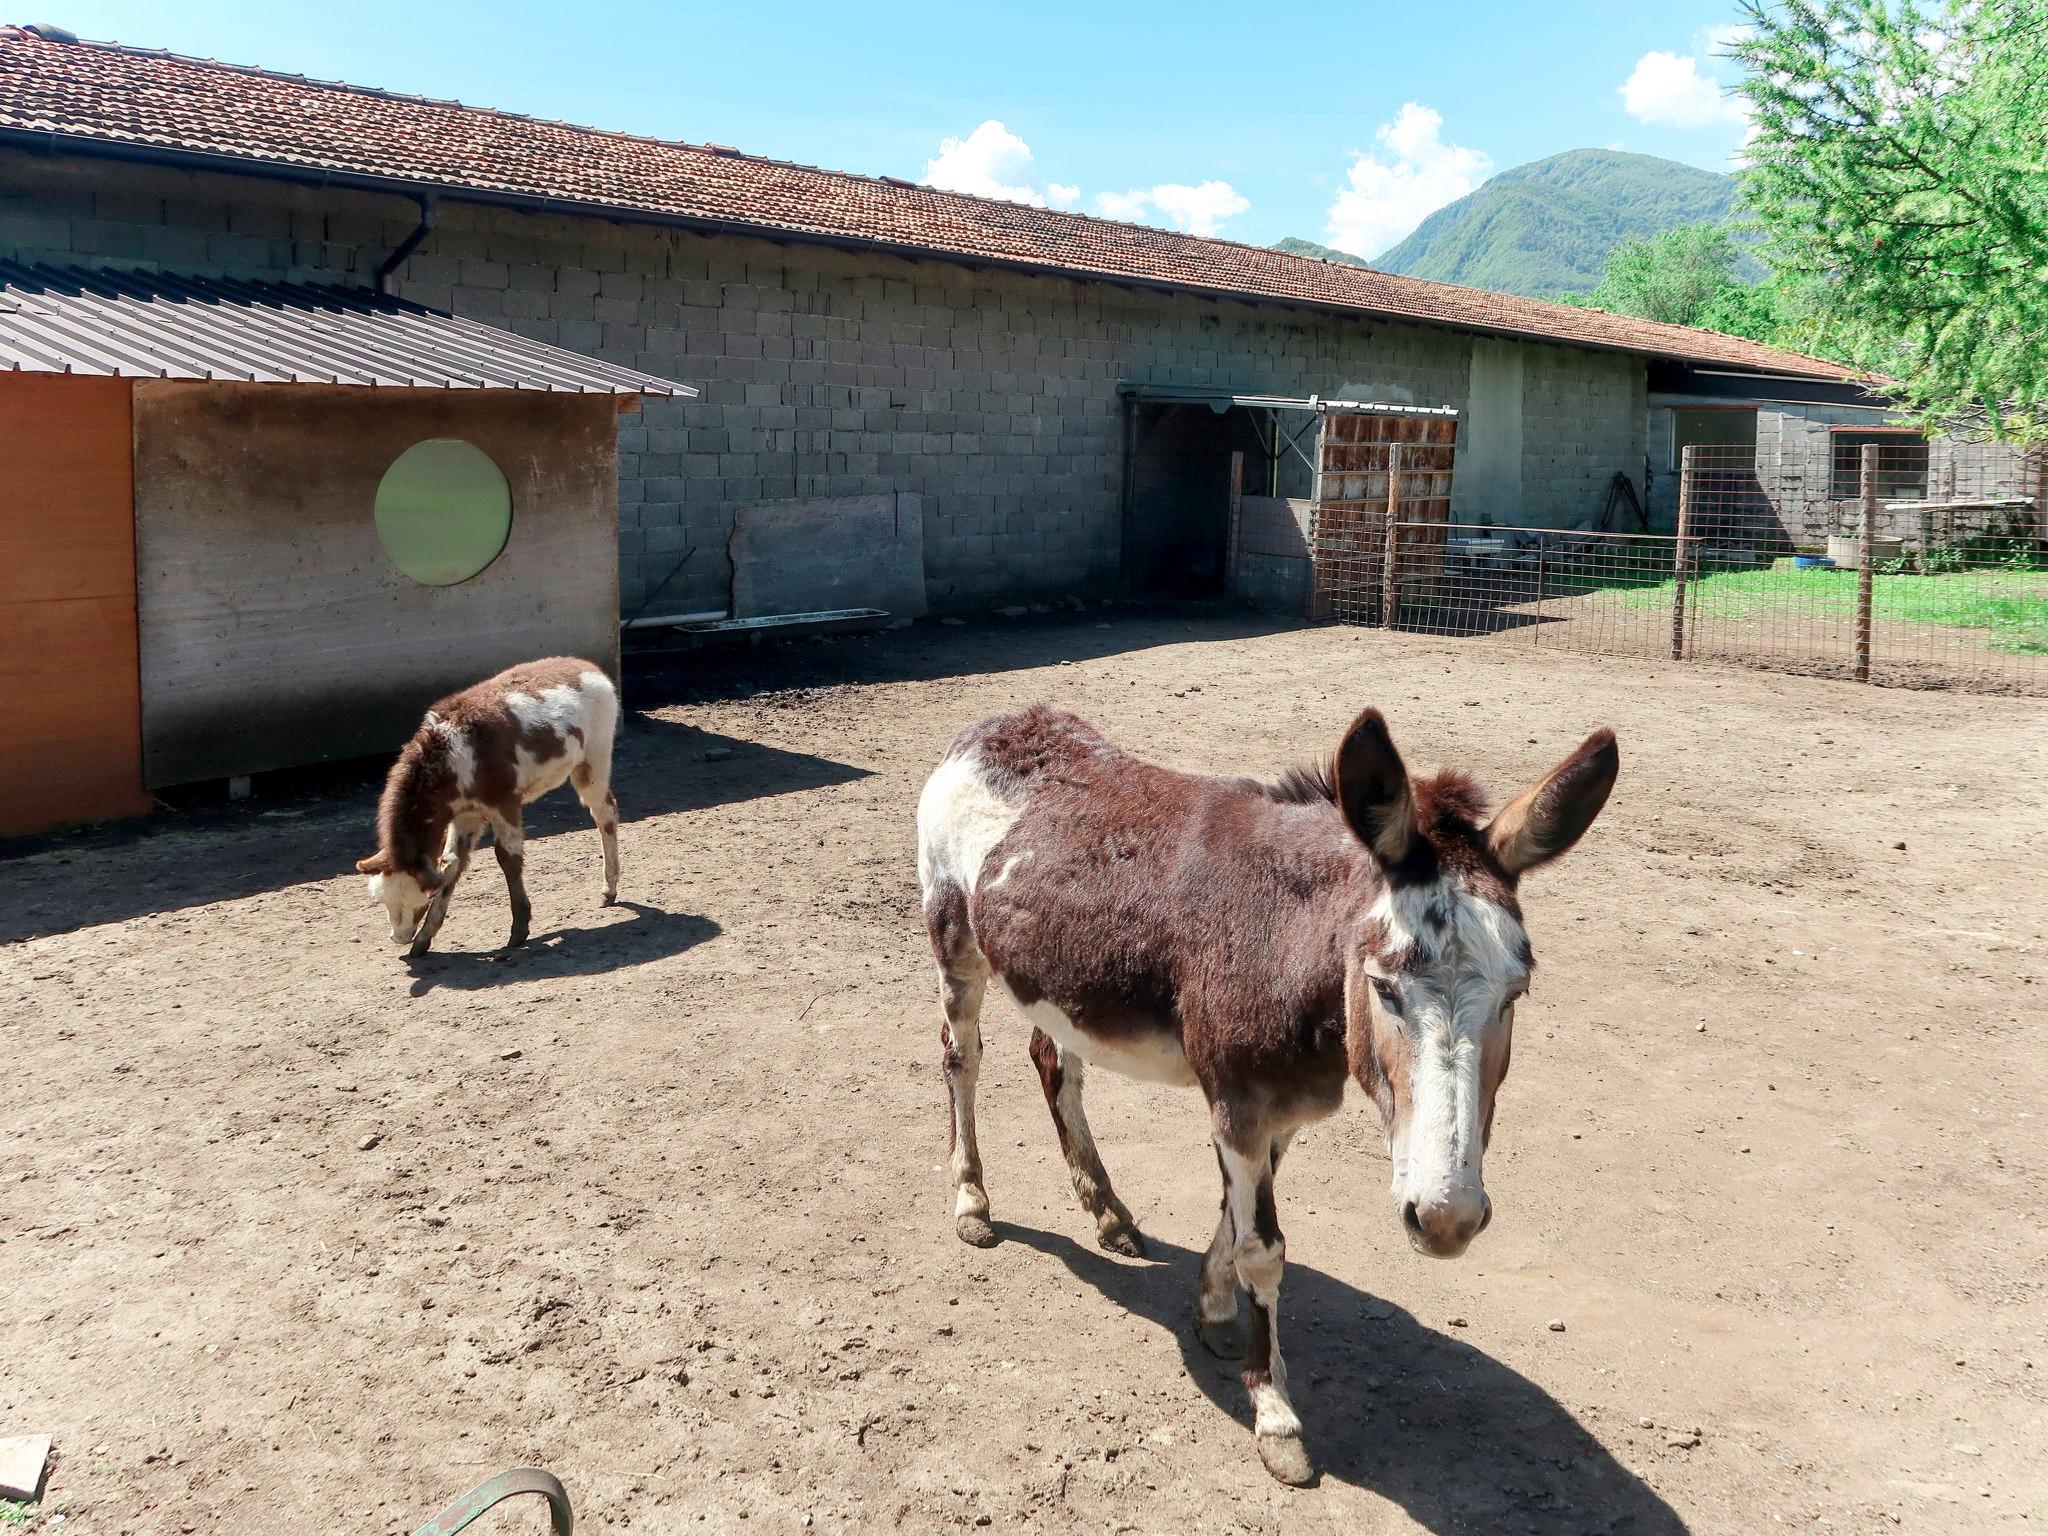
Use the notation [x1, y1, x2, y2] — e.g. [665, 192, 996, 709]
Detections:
[1216, 1116, 1313, 1486]
[409, 825, 479, 957]
[490, 809, 533, 949]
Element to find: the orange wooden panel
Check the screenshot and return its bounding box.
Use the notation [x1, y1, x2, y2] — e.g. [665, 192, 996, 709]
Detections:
[0, 374, 149, 836]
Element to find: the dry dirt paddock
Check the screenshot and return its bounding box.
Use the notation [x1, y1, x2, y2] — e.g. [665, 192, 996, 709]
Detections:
[3, 612, 2045, 1536]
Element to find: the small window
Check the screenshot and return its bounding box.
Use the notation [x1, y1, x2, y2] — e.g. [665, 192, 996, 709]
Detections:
[1669, 407, 1757, 472]
[1831, 432, 1928, 501]
[373, 439, 512, 585]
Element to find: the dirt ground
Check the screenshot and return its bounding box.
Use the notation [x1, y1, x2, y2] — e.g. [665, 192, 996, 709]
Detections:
[4, 611, 2045, 1536]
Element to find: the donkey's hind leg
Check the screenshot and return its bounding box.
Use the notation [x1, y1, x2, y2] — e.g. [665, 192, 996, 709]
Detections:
[1027, 1029, 1145, 1258]
[571, 761, 620, 905]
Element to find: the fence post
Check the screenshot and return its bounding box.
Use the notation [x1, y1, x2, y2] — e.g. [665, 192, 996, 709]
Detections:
[1533, 533, 1546, 645]
[1380, 444, 1402, 628]
[1225, 450, 1245, 599]
[1856, 441, 1877, 683]
[1671, 444, 1694, 660]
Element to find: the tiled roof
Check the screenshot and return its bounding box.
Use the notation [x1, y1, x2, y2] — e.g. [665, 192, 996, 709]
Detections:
[0, 260, 695, 392]
[0, 30, 1860, 382]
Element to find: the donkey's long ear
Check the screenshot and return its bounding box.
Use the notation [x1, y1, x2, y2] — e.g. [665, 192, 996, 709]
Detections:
[1333, 709, 1418, 865]
[355, 851, 391, 875]
[1486, 728, 1619, 878]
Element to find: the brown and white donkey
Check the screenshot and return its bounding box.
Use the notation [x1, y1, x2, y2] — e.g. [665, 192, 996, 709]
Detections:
[357, 658, 621, 956]
[916, 704, 1617, 1485]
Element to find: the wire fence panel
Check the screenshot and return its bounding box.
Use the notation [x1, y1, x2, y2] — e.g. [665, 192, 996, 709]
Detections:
[1312, 441, 2045, 696]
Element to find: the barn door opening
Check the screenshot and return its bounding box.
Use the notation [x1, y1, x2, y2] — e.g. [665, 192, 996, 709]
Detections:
[1120, 398, 1314, 598]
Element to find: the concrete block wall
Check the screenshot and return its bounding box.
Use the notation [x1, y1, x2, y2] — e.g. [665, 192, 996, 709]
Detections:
[3, 146, 1654, 613]
[1516, 345, 1645, 529]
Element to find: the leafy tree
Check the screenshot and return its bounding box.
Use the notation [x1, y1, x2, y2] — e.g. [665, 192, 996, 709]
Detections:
[1577, 224, 1746, 327]
[1735, 0, 2048, 441]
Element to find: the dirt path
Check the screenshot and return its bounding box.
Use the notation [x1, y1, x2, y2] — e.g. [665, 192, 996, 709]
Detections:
[3, 612, 2044, 1535]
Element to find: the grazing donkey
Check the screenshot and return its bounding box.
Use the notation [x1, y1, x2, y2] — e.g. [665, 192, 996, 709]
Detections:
[916, 705, 1617, 1484]
[357, 658, 621, 956]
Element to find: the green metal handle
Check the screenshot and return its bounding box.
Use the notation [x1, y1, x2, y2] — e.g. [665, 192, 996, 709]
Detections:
[409, 1467, 573, 1536]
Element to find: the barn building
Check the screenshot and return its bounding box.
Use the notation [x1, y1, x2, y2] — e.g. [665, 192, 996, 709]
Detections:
[1, 25, 1922, 632]
[0, 262, 688, 837]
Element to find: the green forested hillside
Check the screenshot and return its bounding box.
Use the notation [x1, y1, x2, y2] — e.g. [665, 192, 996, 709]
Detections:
[1339, 149, 1748, 297]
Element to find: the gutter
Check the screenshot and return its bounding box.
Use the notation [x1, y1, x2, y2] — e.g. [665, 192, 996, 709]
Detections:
[1, 127, 1856, 385]
[373, 193, 435, 294]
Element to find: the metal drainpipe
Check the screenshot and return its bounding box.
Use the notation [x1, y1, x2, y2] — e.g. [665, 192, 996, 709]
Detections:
[374, 196, 437, 295]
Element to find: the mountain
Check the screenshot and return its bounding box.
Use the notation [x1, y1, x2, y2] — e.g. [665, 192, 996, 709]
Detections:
[1365, 150, 1745, 298]
[1271, 236, 1373, 269]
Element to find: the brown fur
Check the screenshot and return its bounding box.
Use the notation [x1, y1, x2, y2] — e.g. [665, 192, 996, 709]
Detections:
[922, 703, 1618, 1482]
[362, 657, 593, 880]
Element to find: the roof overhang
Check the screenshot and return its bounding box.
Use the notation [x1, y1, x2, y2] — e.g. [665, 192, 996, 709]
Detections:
[1647, 358, 1888, 410]
[1117, 382, 1460, 418]
[0, 260, 698, 394]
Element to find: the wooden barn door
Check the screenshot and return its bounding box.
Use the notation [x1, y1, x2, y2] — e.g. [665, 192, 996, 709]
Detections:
[1310, 408, 1458, 622]
[0, 374, 150, 836]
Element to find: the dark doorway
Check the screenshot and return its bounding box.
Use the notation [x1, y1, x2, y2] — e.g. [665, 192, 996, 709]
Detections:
[1121, 401, 1307, 598]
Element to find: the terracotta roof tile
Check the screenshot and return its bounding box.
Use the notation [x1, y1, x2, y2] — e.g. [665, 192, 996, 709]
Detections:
[0, 31, 1859, 382]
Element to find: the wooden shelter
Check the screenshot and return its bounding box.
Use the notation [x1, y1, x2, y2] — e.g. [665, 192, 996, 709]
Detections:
[0, 263, 692, 838]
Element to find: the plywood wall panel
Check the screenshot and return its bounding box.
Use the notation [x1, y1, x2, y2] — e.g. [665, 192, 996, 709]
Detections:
[0, 373, 150, 836]
[133, 382, 620, 787]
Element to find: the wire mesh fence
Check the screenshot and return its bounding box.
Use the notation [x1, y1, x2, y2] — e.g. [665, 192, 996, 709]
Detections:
[1312, 441, 2046, 694]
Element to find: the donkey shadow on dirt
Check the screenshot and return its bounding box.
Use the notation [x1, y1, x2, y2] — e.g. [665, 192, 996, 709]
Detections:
[1003, 1222, 1687, 1535]
[403, 898, 721, 996]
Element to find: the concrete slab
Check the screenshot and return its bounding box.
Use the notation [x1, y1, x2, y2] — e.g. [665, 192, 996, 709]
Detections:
[0, 1434, 51, 1503]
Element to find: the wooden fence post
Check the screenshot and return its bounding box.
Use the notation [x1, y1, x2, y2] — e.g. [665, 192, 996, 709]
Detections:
[1381, 444, 1403, 628]
[1225, 450, 1245, 600]
[1856, 441, 1877, 683]
[1671, 444, 1694, 660]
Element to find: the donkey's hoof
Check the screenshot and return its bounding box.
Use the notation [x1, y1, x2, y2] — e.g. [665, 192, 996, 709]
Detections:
[1096, 1219, 1147, 1259]
[1195, 1311, 1246, 1359]
[602, 891, 617, 907]
[407, 936, 433, 959]
[955, 1213, 998, 1248]
[1257, 1431, 1315, 1487]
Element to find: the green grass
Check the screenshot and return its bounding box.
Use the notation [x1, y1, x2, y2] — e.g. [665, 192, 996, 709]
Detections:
[1611, 563, 2048, 654]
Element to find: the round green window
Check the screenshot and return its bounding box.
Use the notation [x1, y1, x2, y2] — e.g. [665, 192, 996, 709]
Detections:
[373, 439, 513, 586]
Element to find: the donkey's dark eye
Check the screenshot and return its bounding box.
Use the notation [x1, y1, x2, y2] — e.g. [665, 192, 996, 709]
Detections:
[1371, 976, 1402, 1014]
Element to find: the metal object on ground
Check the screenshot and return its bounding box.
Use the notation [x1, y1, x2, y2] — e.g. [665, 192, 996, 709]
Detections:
[410, 1467, 573, 1536]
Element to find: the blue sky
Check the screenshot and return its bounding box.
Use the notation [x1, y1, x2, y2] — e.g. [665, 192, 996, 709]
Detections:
[55, 1, 1758, 256]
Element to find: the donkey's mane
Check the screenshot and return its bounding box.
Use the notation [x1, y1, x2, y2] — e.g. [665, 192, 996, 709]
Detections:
[375, 729, 457, 867]
[1258, 760, 1494, 832]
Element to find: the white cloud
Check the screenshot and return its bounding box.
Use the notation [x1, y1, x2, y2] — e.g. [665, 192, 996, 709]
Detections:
[922, 120, 1053, 206]
[1147, 181, 1251, 236]
[1093, 189, 1152, 221]
[1619, 28, 1751, 130]
[1091, 181, 1249, 236]
[922, 121, 1247, 236]
[1324, 103, 1491, 258]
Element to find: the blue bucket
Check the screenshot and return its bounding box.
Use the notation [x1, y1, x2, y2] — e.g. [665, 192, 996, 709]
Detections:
[1792, 554, 1836, 571]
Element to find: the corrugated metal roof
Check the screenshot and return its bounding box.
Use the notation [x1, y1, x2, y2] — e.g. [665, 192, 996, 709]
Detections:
[0, 262, 696, 394]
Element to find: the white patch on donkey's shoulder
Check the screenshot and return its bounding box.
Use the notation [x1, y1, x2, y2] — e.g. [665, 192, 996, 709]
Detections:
[430, 718, 479, 796]
[917, 751, 1021, 901]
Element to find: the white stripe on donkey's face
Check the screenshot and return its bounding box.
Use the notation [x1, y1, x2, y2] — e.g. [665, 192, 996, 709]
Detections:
[1362, 880, 1529, 1260]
